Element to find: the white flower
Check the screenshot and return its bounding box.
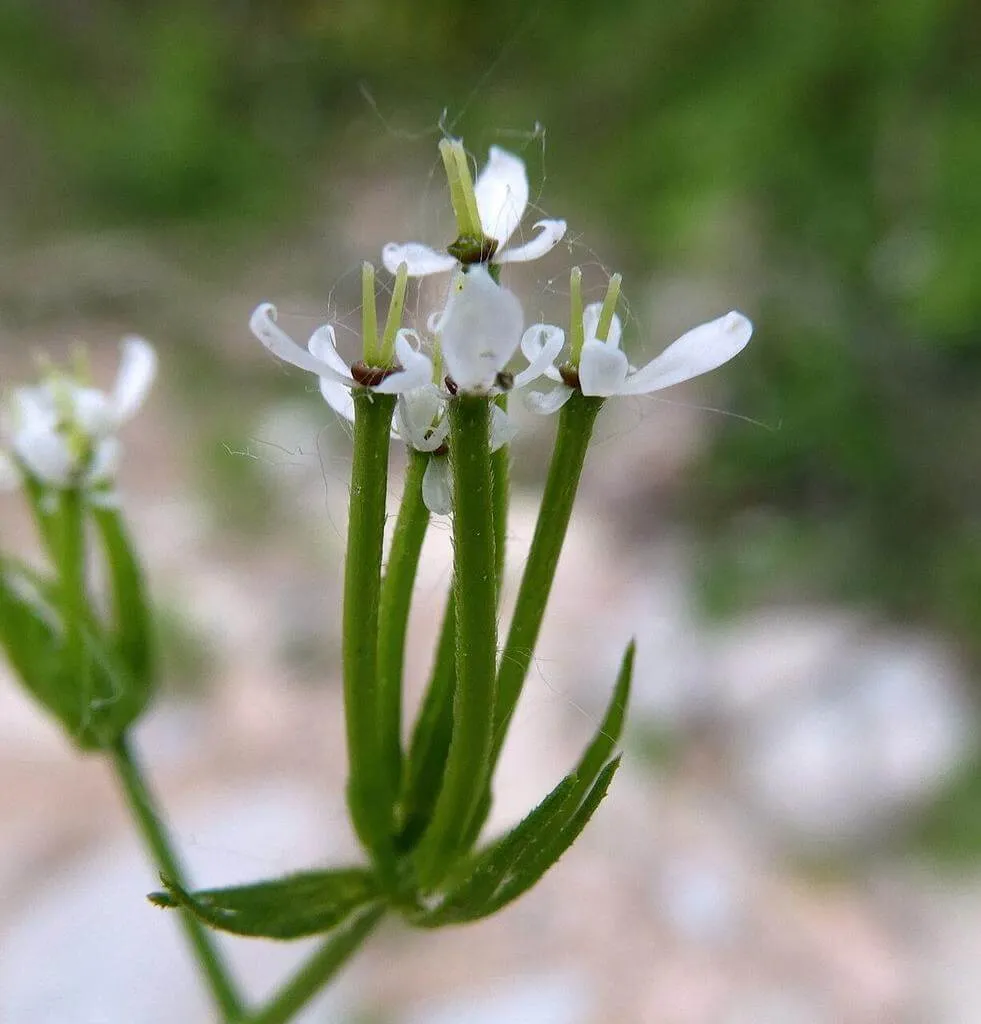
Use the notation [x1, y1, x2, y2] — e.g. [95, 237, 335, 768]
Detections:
[382, 146, 567, 277]
[436, 267, 526, 393]
[249, 303, 433, 399]
[523, 305, 753, 413]
[1, 337, 157, 496]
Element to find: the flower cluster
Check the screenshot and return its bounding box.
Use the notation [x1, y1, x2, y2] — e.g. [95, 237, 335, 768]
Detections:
[249, 140, 753, 514]
[0, 337, 157, 503]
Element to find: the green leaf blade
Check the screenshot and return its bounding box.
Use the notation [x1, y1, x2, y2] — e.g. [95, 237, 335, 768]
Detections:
[150, 867, 381, 940]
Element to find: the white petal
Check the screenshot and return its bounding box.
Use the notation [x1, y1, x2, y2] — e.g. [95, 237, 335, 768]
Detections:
[439, 268, 524, 392]
[69, 387, 114, 438]
[474, 146, 529, 246]
[578, 340, 630, 397]
[422, 455, 453, 515]
[374, 330, 435, 395]
[619, 311, 753, 395]
[9, 387, 56, 436]
[13, 426, 74, 487]
[513, 324, 565, 389]
[250, 303, 351, 383]
[85, 437, 121, 484]
[112, 336, 157, 423]
[496, 219, 567, 264]
[583, 302, 623, 349]
[396, 387, 448, 451]
[308, 324, 356, 421]
[490, 406, 518, 452]
[522, 385, 574, 415]
[318, 378, 355, 422]
[0, 451, 20, 490]
[382, 242, 456, 277]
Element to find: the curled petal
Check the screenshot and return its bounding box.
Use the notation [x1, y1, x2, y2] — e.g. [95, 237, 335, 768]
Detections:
[422, 454, 453, 515]
[250, 304, 351, 384]
[474, 146, 529, 246]
[309, 324, 356, 421]
[13, 426, 74, 487]
[382, 242, 456, 278]
[439, 268, 524, 392]
[619, 311, 753, 395]
[513, 324, 565, 389]
[496, 219, 567, 265]
[583, 302, 623, 349]
[112, 337, 157, 423]
[522, 385, 574, 416]
[578, 341, 630, 397]
[374, 330, 435, 395]
[490, 406, 518, 452]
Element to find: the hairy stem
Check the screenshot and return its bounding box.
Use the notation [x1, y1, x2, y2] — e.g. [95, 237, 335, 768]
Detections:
[111, 735, 246, 1022]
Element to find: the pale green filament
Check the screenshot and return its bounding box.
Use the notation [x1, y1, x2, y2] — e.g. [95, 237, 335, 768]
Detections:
[438, 139, 482, 238]
[361, 262, 379, 365]
[451, 144, 483, 239]
[379, 262, 408, 366]
[595, 273, 622, 343]
[568, 267, 585, 365]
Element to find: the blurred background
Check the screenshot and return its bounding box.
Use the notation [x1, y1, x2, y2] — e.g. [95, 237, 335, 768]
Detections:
[2, 1, 981, 1021]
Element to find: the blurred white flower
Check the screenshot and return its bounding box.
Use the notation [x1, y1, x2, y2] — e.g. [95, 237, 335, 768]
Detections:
[1, 336, 156, 497]
[382, 146, 567, 277]
[523, 305, 753, 413]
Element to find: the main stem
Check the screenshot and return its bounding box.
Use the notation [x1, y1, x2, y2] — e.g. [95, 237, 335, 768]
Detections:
[110, 735, 245, 1022]
[414, 396, 497, 887]
[246, 906, 385, 1024]
[377, 450, 430, 814]
[343, 389, 397, 882]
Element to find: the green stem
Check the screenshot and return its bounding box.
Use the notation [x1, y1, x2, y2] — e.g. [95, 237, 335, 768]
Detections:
[343, 389, 398, 880]
[398, 588, 455, 850]
[246, 906, 385, 1024]
[413, 396, 497, 887]
[491, 395, 510, 595]
[377, 450, 430, 812]
[58, 488, 91, 730]
[492, 393, 603, 754]
[110, 735, 246, 1022]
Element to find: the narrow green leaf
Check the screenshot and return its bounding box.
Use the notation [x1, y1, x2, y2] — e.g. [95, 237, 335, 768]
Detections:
[411, 773, 580, 927]
[412, 641, 633, 926]
[481, 755, 622, 916]
[571, 640, 634, 803]
[91, 506, 155, 689]
[150, 867, 380, 940]
[0, 561, 142, 749]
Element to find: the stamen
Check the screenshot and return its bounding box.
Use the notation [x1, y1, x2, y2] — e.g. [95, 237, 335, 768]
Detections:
[595, 273, 622, 343]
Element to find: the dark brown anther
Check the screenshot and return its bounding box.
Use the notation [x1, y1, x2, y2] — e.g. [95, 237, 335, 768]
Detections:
[559, 363, 582, 389]
[444, 376, 459, 395]
[495, 370, 514, 392]
[447, 233, 500, 265]
[351, 361, 402, 387]
[433, 441, 449, 457]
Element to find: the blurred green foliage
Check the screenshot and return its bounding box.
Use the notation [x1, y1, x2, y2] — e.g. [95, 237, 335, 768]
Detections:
[1, 0, 980, 658]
